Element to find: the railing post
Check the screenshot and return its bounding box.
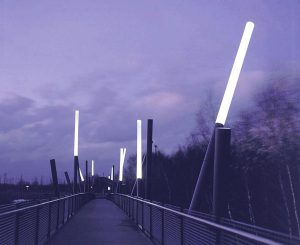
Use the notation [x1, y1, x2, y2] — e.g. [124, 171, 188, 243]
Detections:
[180, 207, 184, 245]
[15, 212, 19, 245]
[35, 206, 40, 245]
[149, 205, 152, 240]
[136, 199, 138, 225]
[56, 200, 60, 230]
[47, 203, 52, 239]
[161, 204, 165, 245]
[142, 201, 144, 231]
[213, 127, 231, 244]
[62, 199, 66, 225]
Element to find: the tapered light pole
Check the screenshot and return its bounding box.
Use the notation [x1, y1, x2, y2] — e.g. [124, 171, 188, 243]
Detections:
[136, 120, 142, 197]
[73, 110, 79, 193]
[189, 22, 254, 212]
[85, 160, 88, 192]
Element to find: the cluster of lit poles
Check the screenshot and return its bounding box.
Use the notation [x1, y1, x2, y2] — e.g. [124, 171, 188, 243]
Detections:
[71, 21, 254, 198]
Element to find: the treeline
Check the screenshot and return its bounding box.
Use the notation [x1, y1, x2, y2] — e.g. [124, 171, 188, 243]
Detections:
[123, 78, 300, 237]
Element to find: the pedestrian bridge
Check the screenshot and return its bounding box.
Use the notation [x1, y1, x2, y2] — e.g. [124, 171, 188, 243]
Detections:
[0, 193, 299, 245]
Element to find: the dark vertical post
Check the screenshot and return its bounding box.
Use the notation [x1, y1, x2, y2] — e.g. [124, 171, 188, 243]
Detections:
[146, 119, 153, 200]
[74, 156, 79, 193]
[35, 206, 39, 245]
[213, 127, 231, 244]
[64, 171, 73, 194]
[50, 159, 59, 197]
[189, 123, 223, 212]
[112, 165, 115, 193]
[85, 160, 88, 192]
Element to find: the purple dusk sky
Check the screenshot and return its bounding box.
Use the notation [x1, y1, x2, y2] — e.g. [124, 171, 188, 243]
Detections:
[0, 1, 299, 182]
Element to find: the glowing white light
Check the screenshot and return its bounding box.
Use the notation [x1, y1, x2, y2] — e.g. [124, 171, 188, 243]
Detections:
[79, 167, 84, 181]
[119, 148, 127, 181]
[216, 22, 255, 125]
[91, 160, 94, 177]
[111, 167, 114, 181]
[108, 186, 111, 191]
[108, 176, 110, 179]
[137, 120, 142, 179]
[74, 110, 79, 156]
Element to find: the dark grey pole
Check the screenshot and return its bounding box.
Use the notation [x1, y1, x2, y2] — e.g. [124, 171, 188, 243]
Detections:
[85, 160, 88, 192]
[64, 171, 73, 194]
[189, 123, 223, 212]
[74, 156, 79, 193]
[112, 165, 115, 193]
[146, 119, 153, 200]
[77, 160, 82, 193]
[50, 159, 59, 197]
[213, 128, 231, 244]
[213, 127, 231, 218]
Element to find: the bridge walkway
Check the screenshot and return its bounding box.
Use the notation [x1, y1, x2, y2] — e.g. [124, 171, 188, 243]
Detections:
[47, 198, 152, 245]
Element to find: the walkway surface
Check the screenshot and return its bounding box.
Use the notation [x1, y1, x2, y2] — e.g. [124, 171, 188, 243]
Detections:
[47, 199, 153, 245]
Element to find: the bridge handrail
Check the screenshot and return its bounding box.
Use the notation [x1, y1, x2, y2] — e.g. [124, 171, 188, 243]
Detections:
[0, 192, 94, 244]
[112, 193, 299, 245]
[0, 193, 87, 217]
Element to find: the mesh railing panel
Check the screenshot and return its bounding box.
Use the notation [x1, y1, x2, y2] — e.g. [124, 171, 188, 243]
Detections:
[112, 194, 300, 245]
[0, 193, 94, 245]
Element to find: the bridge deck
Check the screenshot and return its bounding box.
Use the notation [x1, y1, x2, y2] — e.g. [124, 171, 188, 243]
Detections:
[47, 198, 152, 245]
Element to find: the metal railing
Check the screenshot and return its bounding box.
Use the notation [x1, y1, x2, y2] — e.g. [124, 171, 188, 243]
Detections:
[111, 194, 300, 245]
[0, 193, 94, 245]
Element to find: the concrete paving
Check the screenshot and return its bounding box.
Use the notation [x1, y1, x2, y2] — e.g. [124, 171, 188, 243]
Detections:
[47, 199, 153, 245]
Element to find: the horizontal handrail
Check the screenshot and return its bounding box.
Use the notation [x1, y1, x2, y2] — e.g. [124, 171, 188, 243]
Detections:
[113, 193, 282, 245]
[0, 193, 86, 217]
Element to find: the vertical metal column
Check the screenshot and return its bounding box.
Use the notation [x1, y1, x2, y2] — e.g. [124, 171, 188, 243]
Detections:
[213, 127, 231, 244]
[146, 119, 153, 200]
[74, 156, 79, 193]
[112, 165, 115, 193]
[85, 160, 88, 192]
[50, 159, 59, 197]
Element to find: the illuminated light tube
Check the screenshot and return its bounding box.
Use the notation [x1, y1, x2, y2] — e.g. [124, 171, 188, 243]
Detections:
[108, 186, 111, 191]
[215, 21, 255, 125]
[119, 148, 127, 181]
[91, 160, 94, 177]
[108, 176, 110, 179]
[111, 167, 114, 181]
[74, 110, 79, 156]
[137, 120, 142, 179]
[79, 167, 84, 181]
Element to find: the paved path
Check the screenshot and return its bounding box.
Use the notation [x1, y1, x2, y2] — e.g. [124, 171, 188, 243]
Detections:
[47, 199, 152, 245]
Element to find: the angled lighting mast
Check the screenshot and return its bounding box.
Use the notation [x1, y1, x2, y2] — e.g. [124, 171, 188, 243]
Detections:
[79, 167, 84, 182]
[189, 21, 255, 211]
[216, 21, 255, 125]
[119, 148, 127, 182]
